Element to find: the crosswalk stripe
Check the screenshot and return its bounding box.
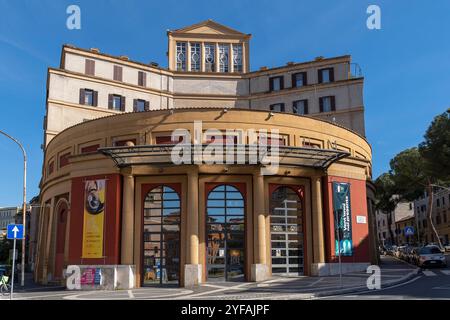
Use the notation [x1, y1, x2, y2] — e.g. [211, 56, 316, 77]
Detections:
[423, 270, 437, 276]
[440, 270, 450, 275]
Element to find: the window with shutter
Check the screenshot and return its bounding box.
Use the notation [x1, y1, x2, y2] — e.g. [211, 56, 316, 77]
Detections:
[93, 91, 98, 107]
[108, 94, 113, 109]
[318, 68, 334, 84]
[138, 71, 146, 87]
[80, 89, 94, 106]
[292, 72, 307, 88]
[120, 96, 126, 111]
[114, 65, 123, 81]
[270, 103, 285, 112]
[85, 59, 95, 75]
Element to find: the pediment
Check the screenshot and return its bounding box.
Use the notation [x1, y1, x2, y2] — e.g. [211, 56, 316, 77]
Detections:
[173, 19, 246, 36]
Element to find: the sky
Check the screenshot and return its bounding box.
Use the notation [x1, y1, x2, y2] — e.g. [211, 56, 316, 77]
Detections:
[0, 0, 449, 206]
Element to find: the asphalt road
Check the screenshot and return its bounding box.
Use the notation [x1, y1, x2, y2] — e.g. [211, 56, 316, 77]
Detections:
[321, 255, 450, 300]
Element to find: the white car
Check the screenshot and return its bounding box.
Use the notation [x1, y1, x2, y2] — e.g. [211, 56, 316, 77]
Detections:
[417, 245, 447, 268]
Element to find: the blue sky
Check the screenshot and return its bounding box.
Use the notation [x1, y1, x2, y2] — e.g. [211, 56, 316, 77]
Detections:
[0, 0, 449, 205]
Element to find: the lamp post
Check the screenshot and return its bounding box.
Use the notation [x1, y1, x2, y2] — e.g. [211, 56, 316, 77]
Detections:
[0, 130, 27, 287]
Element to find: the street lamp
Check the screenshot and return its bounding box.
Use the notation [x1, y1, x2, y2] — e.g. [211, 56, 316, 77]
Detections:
[0, 130, 27, 287]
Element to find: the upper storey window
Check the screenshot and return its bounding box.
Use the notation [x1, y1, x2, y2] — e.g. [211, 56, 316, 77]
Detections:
[269, 76, 284, 92]
[292, 72, 307, 88]
[233, 44, 243, 72]
[176, 42, 187, 71]
[190, 43, 201, 72]
[318, 67, 334, 84]
[219, 44, 229, 72]
[79, 89, 98, 107]
[85, 59, 95, 76]
[113, 65, 123, 81]
[204, 44, 215, 72]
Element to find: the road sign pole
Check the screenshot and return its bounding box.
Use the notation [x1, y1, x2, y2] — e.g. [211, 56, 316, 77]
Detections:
[10, 238, 16, 300]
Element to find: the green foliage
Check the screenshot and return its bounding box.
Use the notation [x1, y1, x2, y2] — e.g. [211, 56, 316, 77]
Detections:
[419, 111, 450, 183]
[389, 147, 427, 201]
[0, 238, 11, 264]
[374, 173, 397, 212]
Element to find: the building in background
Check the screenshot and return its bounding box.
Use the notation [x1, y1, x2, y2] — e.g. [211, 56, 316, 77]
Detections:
[35, 20, 373, 288]
[375, 199, 415, 246]
[414, 188, 450, 245]
[0, 207, 18, 239]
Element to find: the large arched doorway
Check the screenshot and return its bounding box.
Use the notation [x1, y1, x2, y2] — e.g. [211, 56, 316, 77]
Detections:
[54, 200, 69, 280]
[142, 186, 180, 285]
[206, 185, 245, 281]
[270, 186, 304, 275]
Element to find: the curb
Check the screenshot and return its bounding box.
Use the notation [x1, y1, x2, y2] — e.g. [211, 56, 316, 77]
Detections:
[311, 267, 421, 298]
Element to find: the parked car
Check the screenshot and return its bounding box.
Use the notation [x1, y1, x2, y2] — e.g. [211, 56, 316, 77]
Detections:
[443, 244, 450, 252]
[396, 246, 407, 259]
[416, 245, 447, 268]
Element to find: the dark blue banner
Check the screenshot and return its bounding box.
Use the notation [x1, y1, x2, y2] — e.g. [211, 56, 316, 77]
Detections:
[332, 182, 353, 256]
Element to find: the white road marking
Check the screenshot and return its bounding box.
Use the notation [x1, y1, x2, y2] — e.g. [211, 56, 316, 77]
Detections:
[307, 278, 324, 287]
[423, 270, 437, 276]
[440, 270, 450, 275]
[127, 290, 135, 299]
[180, 282, 252, 299]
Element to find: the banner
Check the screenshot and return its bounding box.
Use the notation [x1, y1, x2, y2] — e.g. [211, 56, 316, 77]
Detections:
[332, 182, 353, 256]
[82, 179, 106, 258]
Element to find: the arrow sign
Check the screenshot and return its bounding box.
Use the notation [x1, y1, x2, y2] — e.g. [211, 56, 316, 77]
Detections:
[7, 224, 24, 240]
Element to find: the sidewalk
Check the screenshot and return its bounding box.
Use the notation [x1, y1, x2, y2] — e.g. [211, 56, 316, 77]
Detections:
[8, 272, 65, 293]
[187, 255, 420, 300]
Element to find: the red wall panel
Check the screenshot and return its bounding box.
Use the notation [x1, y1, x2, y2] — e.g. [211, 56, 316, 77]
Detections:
[68, 174, 122, 265]
[323, 176, 370, 263]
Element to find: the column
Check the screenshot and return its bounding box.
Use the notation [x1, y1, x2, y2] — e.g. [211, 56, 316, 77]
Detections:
[201, 42, 206, 72]
[251, 172, 269, 281]
[215, 42, 220, 73]
[121, 174, 135, 264]
[185, 169, 201, 287]
[311, 176, 326, 275]
[43, 198, 54, 284]
[229, 43, 234, 73]
[186, 41, 191, 72]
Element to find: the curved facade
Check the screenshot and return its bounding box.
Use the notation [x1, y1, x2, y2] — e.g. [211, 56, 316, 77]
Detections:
[35, 108, 373, 286]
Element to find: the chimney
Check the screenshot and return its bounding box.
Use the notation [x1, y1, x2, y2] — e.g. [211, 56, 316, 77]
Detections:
[259, 66, 268, 71]
[119, 55, 129, 61]
[90, 48, 100, 53]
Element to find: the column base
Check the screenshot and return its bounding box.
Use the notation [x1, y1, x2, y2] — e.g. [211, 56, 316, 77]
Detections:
[251, 264, 270, 282]
[184, 264, 202, 287]
[310, 262, 370, 276]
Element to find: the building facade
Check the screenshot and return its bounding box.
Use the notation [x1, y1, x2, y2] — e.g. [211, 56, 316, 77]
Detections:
[0, 207, 18, 239]
[414, 189, 450, 245]
[375, 200, 415, 246]
[35, 20, 373, 287]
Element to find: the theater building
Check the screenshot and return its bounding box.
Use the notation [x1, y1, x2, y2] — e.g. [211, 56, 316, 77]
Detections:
[35, 20, 375, 287]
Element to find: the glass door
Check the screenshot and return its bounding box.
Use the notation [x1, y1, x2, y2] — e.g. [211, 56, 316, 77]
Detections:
[206, 185, 245, 281]
[143, 186, 180, 285]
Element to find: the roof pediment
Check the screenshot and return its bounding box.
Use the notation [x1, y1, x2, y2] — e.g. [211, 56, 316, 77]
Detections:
[171, 19, 249, 37]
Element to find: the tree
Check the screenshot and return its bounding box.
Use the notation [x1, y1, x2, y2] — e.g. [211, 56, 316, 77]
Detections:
[375, 173, 398, 246]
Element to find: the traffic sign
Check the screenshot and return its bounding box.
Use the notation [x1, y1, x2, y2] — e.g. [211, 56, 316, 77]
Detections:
[7, 224, 24, 240]
[404, 226, 414, 236]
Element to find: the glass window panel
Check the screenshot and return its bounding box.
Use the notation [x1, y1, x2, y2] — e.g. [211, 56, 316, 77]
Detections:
[219, 43, 229, 72]
[232, 44, 243, 72]
[226, 200, 244, 207]
[271, 217, 285, 224]
[207, 200, 225, 207]
[144, 208, 162, 217]
[112, 95, 121, 110]
[228, 224, 244, 232]
[226, 192, 243, 199]
[207, 223, 225, 232]
[190, 42, 201, 72]
[293, 100, 307, 115]
[208, 191, 225, 200]
[162, 200, 180, 208]
[176, 42, 186, 71]
[322, 97, 332, 112]
[272, 267, 287, 273]
[84, 90, 93, 105]
[272, 258, 287, 265]
[207, 216, 226, 223]
[207, 207, 225, 215]
[204, 43, 215, 72]
[145, 216, 161, 225]
[271, 234, 286, 241]
[162, 208, 180, 217]
[226, 216, 244, 223]
[226, 207, 244, 215]
[272, 249, 286, 257]
[162, 224, 180, 232]
[163, 192, 179, 200]
[271, 241, 285, 248]
[136, 100, 145, 112]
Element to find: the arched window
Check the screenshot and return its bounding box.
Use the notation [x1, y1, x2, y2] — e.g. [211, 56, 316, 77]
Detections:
[270, 186, 304, 275]
[206, 184, 245, 281]
[143, 186, 180, 285]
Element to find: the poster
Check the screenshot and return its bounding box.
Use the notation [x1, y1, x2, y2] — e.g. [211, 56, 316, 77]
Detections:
[332, 182, 353, 256]
[81, 179, 106, 258]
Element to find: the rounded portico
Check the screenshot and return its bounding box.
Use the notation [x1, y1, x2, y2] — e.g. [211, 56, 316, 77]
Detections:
[35, 108, 372, 287]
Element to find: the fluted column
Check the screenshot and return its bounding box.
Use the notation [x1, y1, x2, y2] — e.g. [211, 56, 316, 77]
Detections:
[121, 174, 135, 264]
[312, 176, 325, 263]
